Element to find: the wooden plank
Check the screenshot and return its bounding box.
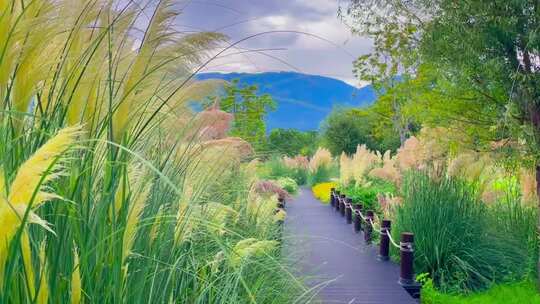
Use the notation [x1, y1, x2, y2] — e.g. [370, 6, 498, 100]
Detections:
[282, 188, 418, 304]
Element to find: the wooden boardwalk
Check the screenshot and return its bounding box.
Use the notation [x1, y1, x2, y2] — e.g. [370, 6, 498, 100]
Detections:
[283, 188, 417, 304]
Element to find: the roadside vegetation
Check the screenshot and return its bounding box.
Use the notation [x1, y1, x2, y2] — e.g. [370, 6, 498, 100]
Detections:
[291, 132, 538, 301]
[0, 1, 308, 303]
[4, 0, 540, 303]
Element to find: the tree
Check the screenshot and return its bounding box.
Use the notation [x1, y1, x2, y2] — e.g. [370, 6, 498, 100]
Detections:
[344, 0, 540, 282]
[218, 80, 276, 151]
[341, 1, 421, 145]
[320, 107, 400, 155]
[353, 103, 415, 153]
[267, 128, 318, 156]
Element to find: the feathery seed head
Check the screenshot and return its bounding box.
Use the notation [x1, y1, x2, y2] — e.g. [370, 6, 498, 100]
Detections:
[310, 147, 332, 172]
[9, 126, 81, 207]
[230, 238, 278, 268]
[71, 246, 82, 304]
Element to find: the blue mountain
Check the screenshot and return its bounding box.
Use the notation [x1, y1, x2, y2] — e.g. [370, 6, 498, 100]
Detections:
[196, 71, 376, 131]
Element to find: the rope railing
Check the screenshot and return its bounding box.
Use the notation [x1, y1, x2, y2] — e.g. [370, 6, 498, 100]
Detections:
[382, 228, 400, 249]
[329, 188, 418, 295]
[368, 217, 380, 231]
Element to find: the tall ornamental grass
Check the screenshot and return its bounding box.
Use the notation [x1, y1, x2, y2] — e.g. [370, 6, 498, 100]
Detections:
[394, 172, 536, 293]
[0, 1, 306, 303]
[307, 147, 335, 185]
[259, 155, 308, 185]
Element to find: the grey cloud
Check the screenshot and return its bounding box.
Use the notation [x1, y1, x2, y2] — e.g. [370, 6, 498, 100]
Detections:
[176, 0, 372, 87]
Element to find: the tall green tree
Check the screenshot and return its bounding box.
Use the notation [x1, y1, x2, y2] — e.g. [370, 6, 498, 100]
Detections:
[342, 2, 420, 145]
[219, 80, 276, 151]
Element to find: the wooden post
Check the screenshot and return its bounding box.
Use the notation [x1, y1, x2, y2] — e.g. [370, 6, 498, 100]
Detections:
[353, 205, 362, 233]
[345, 198, 353, 224]
[335, 193, 341, 212]
[330, 188, 336, 207]
[378, 220, 391, 261]
[338, 194, 345, 212]
[364, 210, 374, 244]
[277, 197, 285, 209]
[340, 195, 346, 217]
[358, 204, 364, 231]
[399, 232, 415, 286]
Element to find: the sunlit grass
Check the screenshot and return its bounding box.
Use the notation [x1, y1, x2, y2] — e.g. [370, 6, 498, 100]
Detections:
[421, 279, 540, 304]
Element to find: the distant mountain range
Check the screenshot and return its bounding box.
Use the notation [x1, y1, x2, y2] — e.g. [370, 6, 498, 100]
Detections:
[196, 71, 377, 131]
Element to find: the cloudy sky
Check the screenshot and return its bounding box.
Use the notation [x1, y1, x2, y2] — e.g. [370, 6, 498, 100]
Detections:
[174, 0, 372, 87]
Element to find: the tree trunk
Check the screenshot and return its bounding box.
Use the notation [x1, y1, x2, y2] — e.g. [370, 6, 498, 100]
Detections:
[536, 165, 540, 289]
[391, 97, 408, 146]
[526, 98, 540, 289]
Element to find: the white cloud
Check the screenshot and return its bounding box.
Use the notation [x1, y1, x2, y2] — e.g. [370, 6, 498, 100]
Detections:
[180, 0, 374, 87]
[265, 15, 289, 28]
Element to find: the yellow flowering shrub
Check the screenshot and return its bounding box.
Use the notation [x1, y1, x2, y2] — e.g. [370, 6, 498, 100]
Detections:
[312, 182, 338, 204]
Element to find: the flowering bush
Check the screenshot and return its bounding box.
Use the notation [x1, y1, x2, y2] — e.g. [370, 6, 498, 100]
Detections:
[312, 182, 338, 204]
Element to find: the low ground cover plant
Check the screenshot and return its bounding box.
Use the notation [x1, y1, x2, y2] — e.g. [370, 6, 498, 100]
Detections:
[312, 182, 338, 203]
[420, 278, 540, 304]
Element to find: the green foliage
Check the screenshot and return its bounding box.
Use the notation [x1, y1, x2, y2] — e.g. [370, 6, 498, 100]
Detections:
[276, 177, 299, 195]
[420, 277, 540, 304]
[220, 80, 277, 151]
[260, 156, 338, 187]
[488, 194, 539, 277]
[259, 156, 308, 186]
[345, 0, 540, 163]
[339, 178, 396, 211]
[320, 107, 372, 155]
[307, 164, 339, 186]
[267, 128, 318, 156]
[344, 0, 540, 296]
[321, 107, 400, 155]
[0, 2, 306, 302]
[394, 172, 536, 293]
[342, 0, 421, 147]
[417, 0, 540, 153]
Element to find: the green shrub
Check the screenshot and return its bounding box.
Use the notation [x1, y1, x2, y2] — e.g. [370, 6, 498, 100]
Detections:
[276, 177, 299, 195]
[340, 178, 396, 211]
[307, 163, 339, 186]
[394, 172, 534, 293]
[307, 166, 331, 186]
[290, 168, 308, 185]
[260, 156, 308, 185]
